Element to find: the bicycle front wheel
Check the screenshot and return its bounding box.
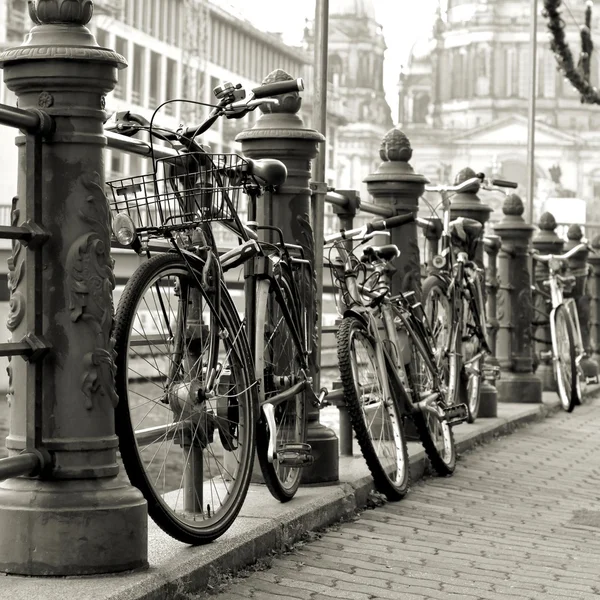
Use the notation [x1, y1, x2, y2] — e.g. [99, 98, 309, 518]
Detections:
[337, 317, 410, 501]
[114, 252, 256, 544]
[551, 304, 580, 412]
[255, 269, 307, 502]
[422, 276, 461, 408]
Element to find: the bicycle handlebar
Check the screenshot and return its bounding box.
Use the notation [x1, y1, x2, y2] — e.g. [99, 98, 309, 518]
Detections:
[324, 213, 415, 244]
[532, 241, 591, 263]
[489, 178, 518, 189]
[251, 78, 304, 99]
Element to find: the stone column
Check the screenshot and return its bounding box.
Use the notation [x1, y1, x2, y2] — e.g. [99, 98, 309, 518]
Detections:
[493, 194, 542, 403]
[236, 69, 338, 484]
[531, 212, 564, 391]
[449, 167, 496, 415]
[588, 235, 600, 366]
[364, 128, 428, 299]
[564, 224, 599, 381]
[481, 235, 501, 418]
[0, 1, 147, 575]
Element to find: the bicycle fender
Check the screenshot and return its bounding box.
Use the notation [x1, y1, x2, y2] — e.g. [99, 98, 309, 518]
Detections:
[342, 307, 370, 328]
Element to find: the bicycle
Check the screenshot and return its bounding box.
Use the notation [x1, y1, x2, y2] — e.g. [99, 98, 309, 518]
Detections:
[420, 173, 515, 423]
[531, 242, 595, 411]
[326, 213, 468, 499]
[104, 77, 318, 543]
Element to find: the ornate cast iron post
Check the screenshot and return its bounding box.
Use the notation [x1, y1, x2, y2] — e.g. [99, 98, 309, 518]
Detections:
[493, 194, 542, 403]
[364, 128, 428, 299]
[449, 167, 496, 415]
[481, 234, 501, 418]
[0, 1, 147, 575]
[237, 70, 339, 484]
[588, 235, 600, 366]
[564, 224, 599, 381]
[531, 212, 564, 391]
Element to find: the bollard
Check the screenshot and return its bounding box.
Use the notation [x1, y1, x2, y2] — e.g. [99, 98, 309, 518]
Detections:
[531, 212, 564, 391]
[588, 236, 600, 366]
[481, 234, 501, 417]
[236, 70, 339, 484]
[364, 128, 428, 299]
[564, 224, 599, 381]
[449, 167, 496, 416]
[494, 194, 542, 403]
[331, 191, 360, 456]
[0, 1, 147, 575]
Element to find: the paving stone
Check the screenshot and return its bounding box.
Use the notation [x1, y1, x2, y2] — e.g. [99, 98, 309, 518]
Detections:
[202, 399, 600, 599]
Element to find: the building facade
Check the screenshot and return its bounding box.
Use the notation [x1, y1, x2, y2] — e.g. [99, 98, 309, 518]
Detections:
[398, 0, 600, 225]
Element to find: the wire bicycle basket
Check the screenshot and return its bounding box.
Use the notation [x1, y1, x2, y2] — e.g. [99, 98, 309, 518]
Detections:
[107, 153, 249, 238]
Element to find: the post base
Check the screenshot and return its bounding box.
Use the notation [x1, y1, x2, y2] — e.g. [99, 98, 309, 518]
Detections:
[497, 372, 543, 403]
[300, 420, 339, 484]
[0, 476, 148, 576]
[581, 356, 599, 382]
[536, 363, 557, 392]
[478, 381, 498, 418]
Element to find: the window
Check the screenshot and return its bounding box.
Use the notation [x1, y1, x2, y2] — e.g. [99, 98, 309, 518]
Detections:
[114, 37, 128, 100]
[165, 58, 178, 115]
[149, 52, 161, 107]
[132, 44, 144, 106]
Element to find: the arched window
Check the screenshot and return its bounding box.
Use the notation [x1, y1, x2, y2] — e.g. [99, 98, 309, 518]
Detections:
[329, 54, 344, 87]
[412, 92, 430, 123]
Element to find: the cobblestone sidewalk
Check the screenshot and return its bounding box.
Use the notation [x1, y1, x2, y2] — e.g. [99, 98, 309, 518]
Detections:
[203, 399, 600, 600]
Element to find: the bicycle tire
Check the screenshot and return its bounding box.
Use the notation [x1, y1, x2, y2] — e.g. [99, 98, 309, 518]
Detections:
[551, 304, 580, 412]
[337, 316, 410, 501]
[114, 252, 256, 544]
[255, 268, 307, 502]
[408, 335, 457, 476]
[422, 276, 461, 407]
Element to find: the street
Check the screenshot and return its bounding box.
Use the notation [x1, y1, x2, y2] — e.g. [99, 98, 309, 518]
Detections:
[205, 397, 600, 599]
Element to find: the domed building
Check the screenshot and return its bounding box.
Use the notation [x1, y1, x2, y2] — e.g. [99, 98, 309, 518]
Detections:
[306, 0, 393, 200]
[398, 0, 600, 226]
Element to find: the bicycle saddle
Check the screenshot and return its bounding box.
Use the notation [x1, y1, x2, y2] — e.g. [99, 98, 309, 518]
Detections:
[246, 158, 287, 188]
[361, 244, 400, 263]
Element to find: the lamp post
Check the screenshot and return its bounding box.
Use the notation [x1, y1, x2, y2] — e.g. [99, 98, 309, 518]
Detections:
[526, 0, 538, 224]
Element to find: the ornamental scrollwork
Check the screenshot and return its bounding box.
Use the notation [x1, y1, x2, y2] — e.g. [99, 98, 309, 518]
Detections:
[66, 171, 118, 410]
[28, 0, 94, 26]
[7, 196, 25, 333]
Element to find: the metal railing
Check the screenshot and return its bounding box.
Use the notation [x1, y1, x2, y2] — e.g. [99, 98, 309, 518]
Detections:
[0, 103, 53, 482]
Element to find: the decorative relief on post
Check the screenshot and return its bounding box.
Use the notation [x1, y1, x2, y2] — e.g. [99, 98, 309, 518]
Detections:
[379, 128, 412, 162]
[28, 0, 94, 25]
[7, 196, 25, 333]
[66, 171, 118, 410]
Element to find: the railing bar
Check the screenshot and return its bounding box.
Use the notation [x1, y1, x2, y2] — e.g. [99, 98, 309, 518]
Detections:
[324, 192, 347, 208]
[359, 202, 394, 218]
[105, 130, 178, 160]
[0, 104, 40, 133]
[0, 225, 33, 240]
[0, 453, 40, 482]
[0, 342, 32, 357]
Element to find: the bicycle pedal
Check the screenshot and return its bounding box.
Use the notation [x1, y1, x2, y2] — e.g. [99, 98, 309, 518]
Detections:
[482, 365, 501, 381]
[586, 375, 599, 385]
[442, 403, 468, 426]
[540, 350, 553, 361]
[276, 443, 314, 468]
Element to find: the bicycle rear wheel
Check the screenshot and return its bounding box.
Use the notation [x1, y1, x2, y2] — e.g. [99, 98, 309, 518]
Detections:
[408, 332, 457, 476]
[337, 317, 410, 501]
[422, 276, 460, 408]
[255, 268, 307, 502]
[551, 304, 580, 412]
[114, 252, 256, 544]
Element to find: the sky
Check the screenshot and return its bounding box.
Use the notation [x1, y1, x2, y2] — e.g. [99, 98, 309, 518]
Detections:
[222, 0, 440, 114]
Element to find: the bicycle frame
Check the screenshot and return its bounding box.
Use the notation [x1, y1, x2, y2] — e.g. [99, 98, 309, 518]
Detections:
[330, 240, 445, 420]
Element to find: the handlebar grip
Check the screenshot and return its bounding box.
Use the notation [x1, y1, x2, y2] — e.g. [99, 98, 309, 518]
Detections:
[368, 213, 415, 232]
[251, 78, 304, 99]
[491, 178, 518, 189]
